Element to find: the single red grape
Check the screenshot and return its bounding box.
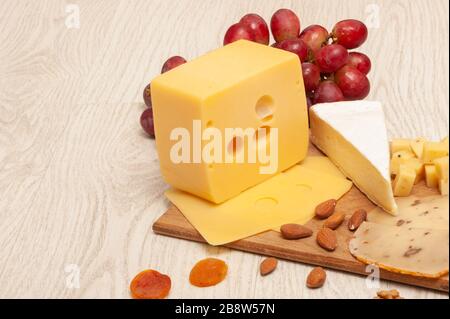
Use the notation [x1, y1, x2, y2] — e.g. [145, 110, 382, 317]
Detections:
[143, 83, 152, 107]
[332, 19, 368, 49]
[278, 38, 309, 62]
[140, 108, 155, 137]
[299, 25, 329, 53]
[223, 23, 256, 45]
[313, 81, 344, 104]
[270, 9, 300, 42]
[240, 14, 270, 45]
[346, 52, 371, 75]
[302, 62, 321, 92]
[161, 56, 187, 74]
[315, 44, 348, 73]
[334, 65, 370, 100]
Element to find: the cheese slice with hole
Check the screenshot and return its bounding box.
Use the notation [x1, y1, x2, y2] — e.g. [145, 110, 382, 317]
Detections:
[166, 165, 352, 245]
[349, 221, 449, 278]
[309, 101, 397, 215]
[297, 155, 346, 179]
[271, 155, 350, 231]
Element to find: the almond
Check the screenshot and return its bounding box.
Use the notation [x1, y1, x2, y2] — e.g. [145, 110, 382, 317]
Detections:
[306, 267, 327, 288]
[280, 224, 313, 240]
[324, 212, 345, 230]
[348, 209, 367, 231]
[316, 227, 338, 251]
[315, 199, 337, 219]
[376, 289, 401, 299]
[260, 257, 278, 276]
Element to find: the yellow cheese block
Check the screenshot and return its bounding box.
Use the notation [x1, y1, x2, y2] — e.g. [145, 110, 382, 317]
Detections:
[393, 164, 416, 197]
[422, 141, 448, 164]
[390, 139, 412, 155]
[425, 165, 439, 188]
[166, 164, 352, 245]
[152, 40, 308, 204]
[433, 156, 449, 180]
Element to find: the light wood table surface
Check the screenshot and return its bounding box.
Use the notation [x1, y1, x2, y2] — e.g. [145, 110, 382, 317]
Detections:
[0, 0, 448, 299]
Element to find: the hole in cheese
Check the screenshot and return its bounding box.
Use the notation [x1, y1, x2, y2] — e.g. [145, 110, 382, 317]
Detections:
[255, 95, 274, 122]
[295, 184, 313, 191]
[227, 136, 244, 157]
[254, 197, 278, 213]
[253, 126, 272, 152]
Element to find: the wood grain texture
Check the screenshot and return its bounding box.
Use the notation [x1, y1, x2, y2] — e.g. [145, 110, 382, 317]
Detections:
[0, 0, 448, 299]
[154, 182, 449, 292]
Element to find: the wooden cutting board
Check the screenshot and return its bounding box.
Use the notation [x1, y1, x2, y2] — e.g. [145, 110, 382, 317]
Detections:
[152, 147, 449, 292]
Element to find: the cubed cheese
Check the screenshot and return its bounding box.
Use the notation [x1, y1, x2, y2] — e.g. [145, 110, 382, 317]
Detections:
[393, 164, 416, 197]
[425, 165, 439, 188]
[422, 141, 448, 164]
[152, 40, 308, 203]
[410, 137, 426, 159]
[390, 139, 412, 155]
[402, 157, 424, 184]
[390, 150, 415, 175]
[433, 156, 449, 180]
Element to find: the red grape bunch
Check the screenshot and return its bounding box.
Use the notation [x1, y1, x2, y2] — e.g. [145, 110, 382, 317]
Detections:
[223, 10, 372, 106]
[141, 9, 373, 137]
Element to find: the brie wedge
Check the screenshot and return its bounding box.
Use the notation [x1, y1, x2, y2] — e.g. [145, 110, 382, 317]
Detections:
[309, 101, 397, 215]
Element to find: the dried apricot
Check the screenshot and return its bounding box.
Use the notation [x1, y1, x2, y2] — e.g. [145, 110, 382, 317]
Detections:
[130, 269, 171, 299]
[189, 258, 228, 287]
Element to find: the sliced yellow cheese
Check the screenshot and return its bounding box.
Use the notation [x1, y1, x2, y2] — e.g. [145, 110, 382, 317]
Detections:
[273, 155, 350, 231]
[390, 138, 412, 155]
[349, 222, 449, 278]
[152, 40, 308, 204]
[310, 101, 397, 214]
[410, 137, 426, 159]
[423, 141, 448, 164]
[368, 195, 449, 230]
[297, 156, 346, 179]
[166, 165, 352, 245]
[390, 150, 415, 176]
[393, 164, 416, 197]
[425, 165, 439, 189]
